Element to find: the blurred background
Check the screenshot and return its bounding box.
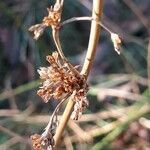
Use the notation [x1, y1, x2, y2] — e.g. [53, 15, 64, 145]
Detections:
[0, 0, 150, 149]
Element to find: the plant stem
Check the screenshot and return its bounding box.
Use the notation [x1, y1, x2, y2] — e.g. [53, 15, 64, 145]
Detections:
[52, 0, 81, 77]
[81, 0, 103, 77]
[61, 16, 112, 34]
[54, 95, 75, 146]
[42, 94, 70, 138]
[54, 0, 103, 147]
[52, 28, 80, 77]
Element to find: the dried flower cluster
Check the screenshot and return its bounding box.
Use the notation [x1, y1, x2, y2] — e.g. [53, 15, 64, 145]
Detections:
[29, 1, 62, 40]
[31, 133, 54, 150]
[38, 52, 88, 100]
[111, 33, 122, 55]
[71, 89, 89, 120]
[37, 52, 88, 120]
[28, 0, 123, 148]
[29, 1, 91, 148]
[31, 134, 42, 150]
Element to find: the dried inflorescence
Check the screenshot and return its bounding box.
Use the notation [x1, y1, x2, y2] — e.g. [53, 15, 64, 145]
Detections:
[37, 51, 88, 119]
[29, 0, 62, 40]
[111, 33, 122, 55]
[31, 133, 54, 150]
[31, 134, 42, 150]
[71, 89, 89, 120]
[37, 52, 88, 102]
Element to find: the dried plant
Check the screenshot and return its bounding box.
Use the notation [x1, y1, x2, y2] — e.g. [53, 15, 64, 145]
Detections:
[31, 133, 54, 150]
[111, 33, 122, 54]
[29, 0, 122, 149]
[29, 0, 63, 40]
[37, 51, 88, 104]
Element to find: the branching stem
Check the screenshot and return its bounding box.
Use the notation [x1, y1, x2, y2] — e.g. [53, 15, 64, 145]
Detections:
[52, 28, 81, 77]
[61, 16, 112, 34]
[54, 0, 103, 147]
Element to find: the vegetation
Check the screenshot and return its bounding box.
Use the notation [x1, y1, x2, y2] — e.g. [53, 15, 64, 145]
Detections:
[0, 0, 150, 149]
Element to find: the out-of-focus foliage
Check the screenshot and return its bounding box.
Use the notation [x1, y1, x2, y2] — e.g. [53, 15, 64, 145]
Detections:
[0, 0, 150, 149]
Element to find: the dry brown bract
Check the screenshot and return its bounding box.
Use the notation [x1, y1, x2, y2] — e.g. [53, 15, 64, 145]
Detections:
[37, 51, 88, 120]
[31, 133, 54, 150]
[111, 33, 122, 55]
[31, 134, 42, 150]
[29, 0, 62, 40]
[71, 89, 89, 120]
[37, 52, 88, 104]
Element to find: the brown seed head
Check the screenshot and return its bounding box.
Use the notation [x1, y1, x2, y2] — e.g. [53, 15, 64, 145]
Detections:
[31, 134, 42, 150]
[37, 52, 88, 105]
[29, 2, 62, 40]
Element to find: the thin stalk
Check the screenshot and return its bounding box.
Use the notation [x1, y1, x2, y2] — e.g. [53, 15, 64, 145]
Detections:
[54, 0, 103, 147]
[53, 95, 75, 147]
[52, 28, 81, 77]
[42, 94, 70, 138]
[81, 0, 103, 77]
[52, 0, 81, 77]
[61, 16, 112, 34]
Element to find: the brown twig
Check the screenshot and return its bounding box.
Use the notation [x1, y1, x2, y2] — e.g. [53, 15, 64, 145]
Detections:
[96, 88, 147, 101]
[54, 0, 103, 147]
[68, 120, 93, 143]
[63, 131, 74, 150]
[68, 104, 150, 144]
[61, 17, 122, 55]
[10, 106, 129, 124]
[69, 120, 119, 143]
[0, 109, 19, 117]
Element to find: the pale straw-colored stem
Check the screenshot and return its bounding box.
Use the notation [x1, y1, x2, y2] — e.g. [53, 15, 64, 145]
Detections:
[54, 95, 75, 147]
[52, 28, 81, 77]
[61, 16, 112, 34]
[81, 0, 103, 76]
[42, 94, 70, 138]
[54, 0, 103, 148]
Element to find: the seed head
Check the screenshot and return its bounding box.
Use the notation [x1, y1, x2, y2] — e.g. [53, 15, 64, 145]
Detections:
[37, 52, 88, 105]
[111, 33, 122, 55]
[71, 89, 89, 120]
[29, 1, 62, 40]
[31, 132, 54, 150]
[31, 134, 42, 150]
